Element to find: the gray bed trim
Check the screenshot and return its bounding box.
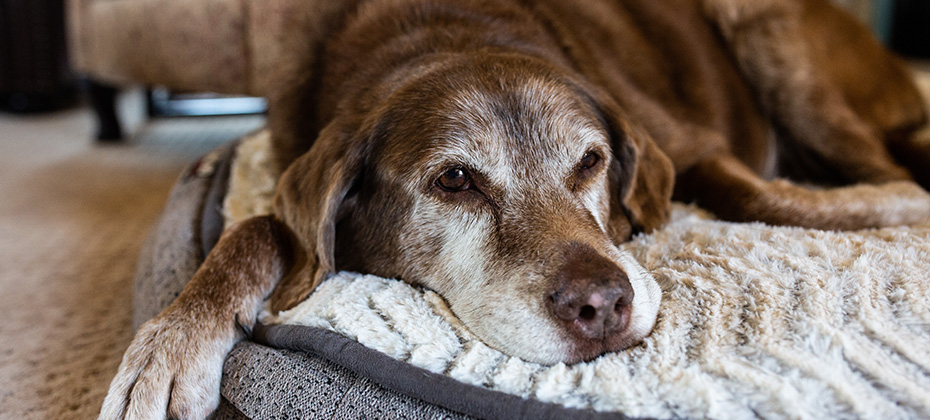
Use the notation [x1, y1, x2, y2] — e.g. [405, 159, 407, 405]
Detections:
[133, 143, 238, 329]
[200, 144, 235, 257]
[254, 323, 635, 420]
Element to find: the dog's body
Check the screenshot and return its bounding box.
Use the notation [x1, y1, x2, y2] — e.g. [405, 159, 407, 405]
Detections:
[101, 0, 930, 418]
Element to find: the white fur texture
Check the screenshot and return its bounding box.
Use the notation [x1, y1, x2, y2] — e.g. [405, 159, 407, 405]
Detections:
[229, 130, 930, 419]
[223, 129, 279, 227]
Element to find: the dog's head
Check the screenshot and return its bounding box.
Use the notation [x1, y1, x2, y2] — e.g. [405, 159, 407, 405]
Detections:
[273, 54, 674, 364]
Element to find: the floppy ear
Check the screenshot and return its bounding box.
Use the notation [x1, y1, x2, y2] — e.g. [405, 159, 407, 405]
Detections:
[268, 118, 369, 313]
[598, 94, 676, 241]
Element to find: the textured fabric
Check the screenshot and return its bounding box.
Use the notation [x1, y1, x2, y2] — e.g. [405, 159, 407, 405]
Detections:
[201, 143, 236, 257]
[222, 341, 480, 420]
[265, 211, 930, 419]
[331, 377, 474, 420]
[133, 142, 237, 329]
[222, 342, 358, 420]
[254, 324, 628, 420]
[213, 399, 251, 420]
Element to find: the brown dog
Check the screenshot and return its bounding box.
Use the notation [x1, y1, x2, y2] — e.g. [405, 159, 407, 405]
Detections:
[100, 0, 930, 418]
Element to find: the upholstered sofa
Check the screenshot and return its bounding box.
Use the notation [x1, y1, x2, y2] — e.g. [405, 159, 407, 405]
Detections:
[66, 0, 345, 139]
[69, 0, 337, 95]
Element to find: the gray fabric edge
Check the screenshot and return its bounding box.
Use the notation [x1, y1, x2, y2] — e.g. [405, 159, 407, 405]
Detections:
[222, 341, 478, 420]
[132, 142, 238, 329]
[255, 323, 637, 420]
[212, 398, 250, 420]
[200, 144, 236, 257]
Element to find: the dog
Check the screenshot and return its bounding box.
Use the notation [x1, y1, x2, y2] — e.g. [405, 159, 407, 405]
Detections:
[100, 0, 930, 418]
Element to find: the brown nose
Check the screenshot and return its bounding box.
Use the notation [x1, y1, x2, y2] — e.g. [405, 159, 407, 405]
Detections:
[547, 244, 634, 340]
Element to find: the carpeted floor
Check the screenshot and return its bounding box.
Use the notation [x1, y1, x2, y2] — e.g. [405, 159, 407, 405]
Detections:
[0, 95, 263, 419]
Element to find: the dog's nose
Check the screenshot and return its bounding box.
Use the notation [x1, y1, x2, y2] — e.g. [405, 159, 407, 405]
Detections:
[547, 245, 634, 340]
[548, 282, 633, 339]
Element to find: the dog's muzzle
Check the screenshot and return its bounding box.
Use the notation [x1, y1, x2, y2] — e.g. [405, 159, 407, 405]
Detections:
[546, 242, 635, 360]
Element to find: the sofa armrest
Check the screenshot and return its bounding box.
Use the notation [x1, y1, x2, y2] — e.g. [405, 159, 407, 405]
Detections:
[65, 0, 251, 94]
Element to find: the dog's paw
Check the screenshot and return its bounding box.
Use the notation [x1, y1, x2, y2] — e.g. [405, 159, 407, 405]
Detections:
[98, 310, 238, 420]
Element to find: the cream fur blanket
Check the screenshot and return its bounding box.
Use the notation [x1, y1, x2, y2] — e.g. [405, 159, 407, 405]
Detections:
[227, 130, 930, 420]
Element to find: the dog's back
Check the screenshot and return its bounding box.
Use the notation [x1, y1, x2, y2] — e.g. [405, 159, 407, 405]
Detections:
[270, 0, 925, 180]
[268, 0, 759, 170]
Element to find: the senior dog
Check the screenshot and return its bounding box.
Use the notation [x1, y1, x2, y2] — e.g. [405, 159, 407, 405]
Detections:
[101, 0, 930, 418]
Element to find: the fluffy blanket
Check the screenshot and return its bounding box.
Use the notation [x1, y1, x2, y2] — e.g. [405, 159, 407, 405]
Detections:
[228, 130, 930, 419]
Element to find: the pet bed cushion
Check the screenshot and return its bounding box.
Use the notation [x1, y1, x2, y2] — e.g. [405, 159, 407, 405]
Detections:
[136, 130, 930, 420]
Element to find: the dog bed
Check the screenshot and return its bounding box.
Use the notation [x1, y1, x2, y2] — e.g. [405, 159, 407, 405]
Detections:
[135, 130, 930, 420]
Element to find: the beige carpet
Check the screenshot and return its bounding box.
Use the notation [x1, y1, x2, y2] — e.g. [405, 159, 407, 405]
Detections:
[0, 99, 263, 419]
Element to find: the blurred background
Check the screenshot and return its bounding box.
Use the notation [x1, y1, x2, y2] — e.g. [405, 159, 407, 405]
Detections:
[1, 0, 266, 121]
[835, 0, 929, 56]
[0, 0, 927, 120]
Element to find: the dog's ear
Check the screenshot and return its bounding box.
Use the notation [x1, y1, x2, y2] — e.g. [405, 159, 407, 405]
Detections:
[596, 93, 675, 241]
[268, 117, 369, 313]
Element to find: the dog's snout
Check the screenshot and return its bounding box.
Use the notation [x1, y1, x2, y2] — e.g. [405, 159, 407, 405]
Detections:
[547, 244, 634, 341]
[548, 278, 633, 340]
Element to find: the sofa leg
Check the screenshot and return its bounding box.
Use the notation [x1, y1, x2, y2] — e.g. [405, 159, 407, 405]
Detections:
[86, 79, 123, 142]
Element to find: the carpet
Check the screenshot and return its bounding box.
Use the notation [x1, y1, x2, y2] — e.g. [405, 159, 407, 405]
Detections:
[0, 103, 262, 419]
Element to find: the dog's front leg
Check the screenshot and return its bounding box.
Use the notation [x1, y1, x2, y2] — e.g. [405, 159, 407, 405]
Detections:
[99, 215, 293, 420]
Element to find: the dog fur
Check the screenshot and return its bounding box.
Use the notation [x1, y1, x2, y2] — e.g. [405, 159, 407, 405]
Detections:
[100, 0, 930, 418]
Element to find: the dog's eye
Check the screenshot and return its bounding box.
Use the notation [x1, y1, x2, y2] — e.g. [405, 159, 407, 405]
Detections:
[437, 167, 471, 192]
[579, 152, 600, 171]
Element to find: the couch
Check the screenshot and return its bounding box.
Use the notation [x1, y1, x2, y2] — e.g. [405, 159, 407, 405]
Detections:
[66, 0, 344, 139]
